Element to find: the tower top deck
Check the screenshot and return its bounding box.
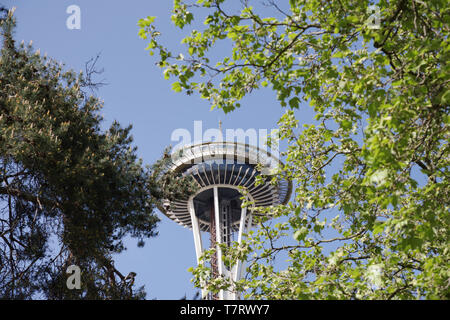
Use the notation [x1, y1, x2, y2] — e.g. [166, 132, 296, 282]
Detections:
[159, 141, 292, 230]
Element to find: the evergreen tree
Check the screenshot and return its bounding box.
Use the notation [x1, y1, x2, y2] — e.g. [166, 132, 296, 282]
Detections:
[0, 9, 161, 299]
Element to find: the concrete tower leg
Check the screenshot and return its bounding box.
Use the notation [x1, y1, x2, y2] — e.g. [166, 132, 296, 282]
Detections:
[188, 186, 255, 300]
[188, 198, 207, 299]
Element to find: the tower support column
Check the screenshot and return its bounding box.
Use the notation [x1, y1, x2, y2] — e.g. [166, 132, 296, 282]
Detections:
[188, 198, 207, 299]
[213, 186, 225, 299]
[188, 187, 256, 300]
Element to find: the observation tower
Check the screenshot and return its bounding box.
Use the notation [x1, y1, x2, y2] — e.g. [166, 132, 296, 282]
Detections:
[158, 141, 292, 300]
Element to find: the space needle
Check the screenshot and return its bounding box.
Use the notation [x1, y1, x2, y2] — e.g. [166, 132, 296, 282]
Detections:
[158, 137, 292, 300]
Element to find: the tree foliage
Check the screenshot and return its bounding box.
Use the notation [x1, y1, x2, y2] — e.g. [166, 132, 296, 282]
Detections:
[140, 0, 449, 299]
[0, 10, 163, 299]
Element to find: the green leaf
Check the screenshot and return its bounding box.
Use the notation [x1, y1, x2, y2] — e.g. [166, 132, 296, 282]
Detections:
[172, 82, 182, 92]
[288, 97, 300, 109]
[373, 222, 385, 235]
[293, 227, 308, 241]
[340, 119, 352, 130]
[440, 89, 450, 104]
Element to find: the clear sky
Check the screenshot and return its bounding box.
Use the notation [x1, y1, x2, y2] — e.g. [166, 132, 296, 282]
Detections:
[2, 0, 318, 299]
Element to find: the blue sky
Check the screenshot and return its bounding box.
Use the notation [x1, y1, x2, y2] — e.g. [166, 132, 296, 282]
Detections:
[3, 0, 318, 299]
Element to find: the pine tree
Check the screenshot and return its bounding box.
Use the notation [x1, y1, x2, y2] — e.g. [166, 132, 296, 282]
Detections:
[0, 9, 160, 299]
